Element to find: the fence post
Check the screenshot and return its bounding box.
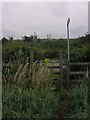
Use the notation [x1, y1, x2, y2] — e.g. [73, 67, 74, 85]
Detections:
[30, 50, 34, 85]
[67, 60, 70, 88]
[59, 50, 63, 88]
[30, 50, 34, 65]
[86, 65, 89, 78]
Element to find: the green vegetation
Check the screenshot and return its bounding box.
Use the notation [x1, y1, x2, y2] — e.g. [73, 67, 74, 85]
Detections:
[2, 81, 88, 118]
[68, 81, 88, 118]
[2, 34, 89, 62]
[2, 84, 58, 118]
[2, 34, 89, 118]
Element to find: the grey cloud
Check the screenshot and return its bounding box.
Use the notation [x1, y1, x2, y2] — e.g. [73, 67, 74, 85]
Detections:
[2, 2, 88, 39]
[0, 3, 2, 39]
[88, 1, 90, 34]
[2, 29, 20, 38]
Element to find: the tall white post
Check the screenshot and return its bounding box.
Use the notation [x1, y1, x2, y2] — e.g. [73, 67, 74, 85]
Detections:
[67, 18, 70, 87]
[67, 18, 70, 61]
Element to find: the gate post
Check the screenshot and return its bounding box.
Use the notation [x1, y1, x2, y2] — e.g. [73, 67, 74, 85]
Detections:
[59, 50, 63, 88]
[30, 50, 34, 85]
[67, 60, 70, 88]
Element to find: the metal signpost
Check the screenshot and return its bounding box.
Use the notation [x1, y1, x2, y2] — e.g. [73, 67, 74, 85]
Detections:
[67, 18, 70, 87]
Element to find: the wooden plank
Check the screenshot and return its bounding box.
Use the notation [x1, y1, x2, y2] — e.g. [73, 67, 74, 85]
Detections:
[70, 79, 85, 82]
[70, 62, 90, 66]
[47, 66, 60, 68]
[48, 62, 90, 68]
[47, 65, 66, 69]
[58, 62, 89, 65]
[70, 71, 87, 75]
[50, 78, 57, 80]
[59, 50, 63, 81]
[53, 71, 60, 74]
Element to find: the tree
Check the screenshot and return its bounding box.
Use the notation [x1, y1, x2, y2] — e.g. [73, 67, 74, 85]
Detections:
[37, 38, 41, 42]
[23, 35, 33, 42]
[9, 36, 13, 42]
[23, 35, 29, 41]
[2, 37, 8, 43]
[47, 34, 52, 40]
[33, 32, 38, 40]
[29, 35, 34, 42]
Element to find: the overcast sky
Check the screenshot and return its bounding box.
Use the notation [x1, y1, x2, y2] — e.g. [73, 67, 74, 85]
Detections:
[2, 2, 88, 39]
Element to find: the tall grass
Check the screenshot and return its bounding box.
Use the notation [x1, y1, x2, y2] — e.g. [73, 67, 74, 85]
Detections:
[2, 80, 88, 118]
[2, 50, 88, 118]
[2, 84, 58, 118]
[2, 56, 59, 118]
[67, 80, 88, 118]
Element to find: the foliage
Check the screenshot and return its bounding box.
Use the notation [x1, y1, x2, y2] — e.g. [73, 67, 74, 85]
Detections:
[70, 45, 88, 62]
[67, 81, 88, 118]
[2, 34, 89, 118]
[2, 34, 89, 62]
[2, 37, 8, 43]
[23, 35, 34, 42]
[2, 84, 58, 118]
[2, 81, 88, 118]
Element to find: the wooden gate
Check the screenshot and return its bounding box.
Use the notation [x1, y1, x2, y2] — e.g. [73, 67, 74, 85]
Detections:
[47, 52, 90, 88]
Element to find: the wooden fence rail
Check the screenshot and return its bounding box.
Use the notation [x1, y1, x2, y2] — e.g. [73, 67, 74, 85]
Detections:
[47, 61, 90, 80]
[47, 60, 90, 88]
